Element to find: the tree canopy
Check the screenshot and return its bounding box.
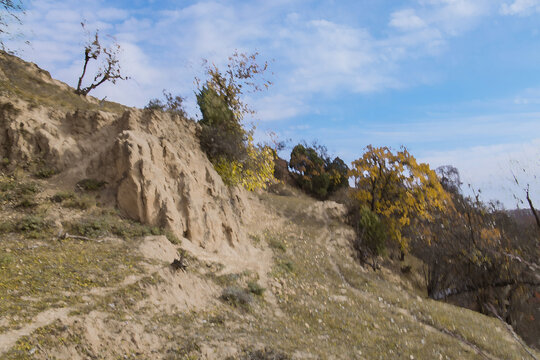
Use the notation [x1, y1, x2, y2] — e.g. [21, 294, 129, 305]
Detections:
[289, 143, 349, 199]
[196, 52, 274, 191]
[350, 145, 449, 253]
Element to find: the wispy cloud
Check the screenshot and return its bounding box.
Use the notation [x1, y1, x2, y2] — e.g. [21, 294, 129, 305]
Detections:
[500, 0, 540, 15]
[6, 0, 506, 112]
[422, 139, 540, 207]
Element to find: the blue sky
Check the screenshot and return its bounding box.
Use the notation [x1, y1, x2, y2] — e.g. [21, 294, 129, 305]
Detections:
[4, 0, 540, 207]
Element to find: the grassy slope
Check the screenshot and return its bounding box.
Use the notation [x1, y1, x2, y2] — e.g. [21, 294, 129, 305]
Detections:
[1, 175, 538, 359]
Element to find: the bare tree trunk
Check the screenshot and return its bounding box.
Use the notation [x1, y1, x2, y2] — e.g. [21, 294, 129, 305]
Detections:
[526, 188, 540, 232]
[76, 51, 90, 95]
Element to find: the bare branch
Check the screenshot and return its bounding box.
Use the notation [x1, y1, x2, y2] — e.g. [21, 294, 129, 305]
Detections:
[75, 23, 129, 96]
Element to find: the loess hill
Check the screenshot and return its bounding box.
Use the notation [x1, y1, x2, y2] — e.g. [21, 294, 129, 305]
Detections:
[0, 51, 538, 359]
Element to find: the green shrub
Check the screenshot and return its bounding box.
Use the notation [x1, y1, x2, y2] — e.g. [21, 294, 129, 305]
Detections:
[247, 281, 265, 296]
[279, 261, 294, 273]
[268, 237, 286, 252]
[15, 215, 53, 238]
[51, 191, 76, 203]
[15, 196, 39, 208]
[145, 90, 187, 118]
[352, 206, 387, 256]
[289, 143, 348, 199]
[63, 213, 180, 243]
[0, 253, 13, 268]
[76, 178, 107, 191]
[34, 166, 57, 179]
[220, 286, 253, 308]
[197, 87, 247, 163]
[62, 195, 95, 210]
[241, 348, 290, 360]
[196, 53, 275, 191]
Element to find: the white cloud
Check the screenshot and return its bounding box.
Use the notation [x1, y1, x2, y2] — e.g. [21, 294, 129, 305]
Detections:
[284, 20, 400, 95]
[391, 0, 493, 38]
[513, 88, 540, 105]
[252, 94, 308, 122]
[421, 139, 540, 207]
[390, 9, 427, 30]
[500, 0, 540, 15]
[5, 0, 531, 119]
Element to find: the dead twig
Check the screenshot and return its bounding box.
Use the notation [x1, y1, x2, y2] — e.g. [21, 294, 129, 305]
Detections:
[485, 303, 538, 360]
[57, 231, 100, 242]
[171, 253, 188, 272]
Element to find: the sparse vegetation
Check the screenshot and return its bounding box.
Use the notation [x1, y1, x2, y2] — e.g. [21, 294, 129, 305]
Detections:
[145, 90, 187, 118]
[247, 281, 265, 296]
[61, 194, 95, 210]
[240, 348, 290, 360]
[33, 165, 57, 179]
[76, 178, 107, 191]
[50, 191, 75, 203]
[220, 286, 253, 308]
[62, 211, 177, 242]
[0, 175, 39, 206]
[267, 236, 286, 252]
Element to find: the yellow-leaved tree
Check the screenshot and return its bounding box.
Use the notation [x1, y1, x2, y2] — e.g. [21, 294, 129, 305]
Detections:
[349, 145, 449, 254]
[196, 51, 275, 190]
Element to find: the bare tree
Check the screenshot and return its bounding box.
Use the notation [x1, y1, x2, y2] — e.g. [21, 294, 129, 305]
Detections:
[0, 0, 24, 51]
[75, 23, 128, 96]
[511, 165, 540, 233]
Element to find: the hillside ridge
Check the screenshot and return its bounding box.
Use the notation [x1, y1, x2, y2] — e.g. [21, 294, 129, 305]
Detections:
[0, 51, 538, 359]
